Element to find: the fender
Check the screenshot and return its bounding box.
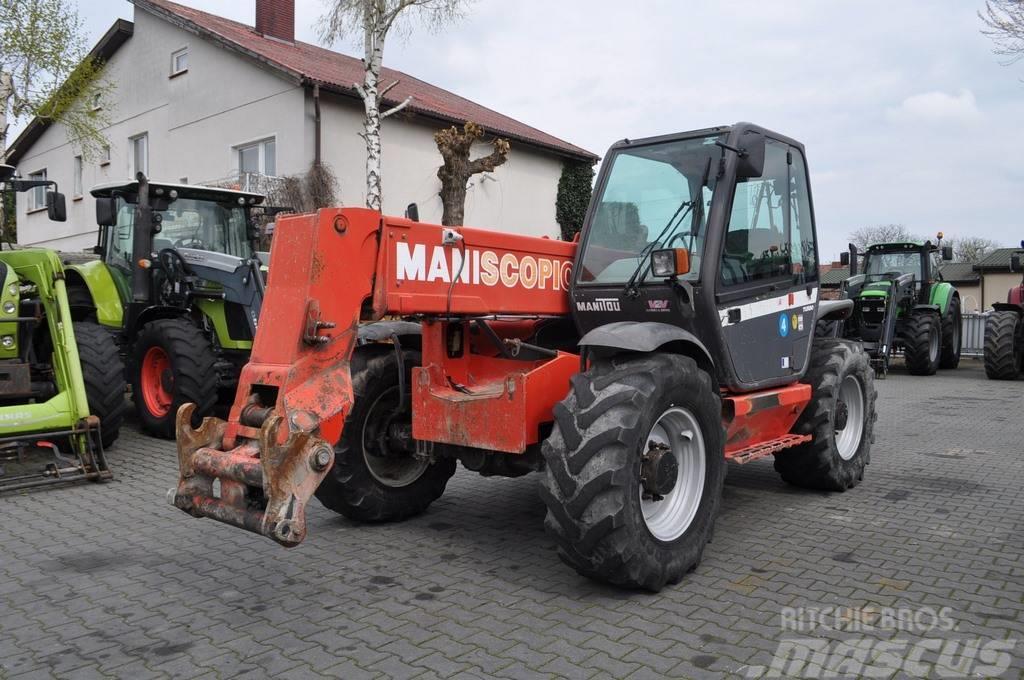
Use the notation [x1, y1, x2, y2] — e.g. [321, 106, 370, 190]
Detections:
[992, 302, 1024, 315]
[130, 305, 188, 339]
[357, 320, 422, 345]
[65, 260, 124, 327]
[928, 281, 955, 316]
[578, 321, 714, 375]
[913, 304, 940, 313]
[816, 299, 853, 322]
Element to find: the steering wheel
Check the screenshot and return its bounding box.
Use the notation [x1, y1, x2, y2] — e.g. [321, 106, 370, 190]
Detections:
[174, 237, 207, 250]
[663, 231, 691, 250]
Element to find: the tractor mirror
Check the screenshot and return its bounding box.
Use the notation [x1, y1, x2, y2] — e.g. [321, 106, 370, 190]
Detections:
[405, 202, 419, 222]
[941, 246, 954, 261]
[1011, 255, 1021, 273]
[46, 191, 67, 222]
[650, 248, 690, 278]
[840, 252, 850, 266]
[96, 197, 117, 226]
[735, 130, 766, 179]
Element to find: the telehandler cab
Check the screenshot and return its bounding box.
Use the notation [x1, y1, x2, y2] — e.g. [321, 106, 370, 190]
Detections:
[172, 123, 876, 590]
[66, 175, 271, 438]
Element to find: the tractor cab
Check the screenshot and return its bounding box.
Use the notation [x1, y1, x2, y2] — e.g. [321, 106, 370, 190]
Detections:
[855, 239, 952, 306]
[572, 123, 822, 392]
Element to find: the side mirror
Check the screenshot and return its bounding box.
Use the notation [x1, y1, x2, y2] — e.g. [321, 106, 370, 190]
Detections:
[46, 191, 67, 222]
[839, 252, 850, 266]
[96, 197, 117, 226]
[941, 246, 953, 261]
[1011, 255, 1021, 273]
[405, 202, 419, 222]
[734, 130, 766, 180]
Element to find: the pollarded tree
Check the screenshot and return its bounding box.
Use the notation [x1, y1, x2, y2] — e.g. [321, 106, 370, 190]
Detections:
[318, 0, 472, 212]
[433, 121, 509, 226]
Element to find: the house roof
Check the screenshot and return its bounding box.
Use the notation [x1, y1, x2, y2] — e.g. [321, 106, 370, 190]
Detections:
[820, 267, 850, 287]
[5, 19, 135, 165]
[132, 0, 597, 161]
[975, 247, 1024, 271]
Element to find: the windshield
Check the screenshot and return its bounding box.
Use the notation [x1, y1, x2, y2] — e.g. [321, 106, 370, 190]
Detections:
[105, 196, 251, 269]
[577, 135, 723, 284]
[863, 251, 921, 280]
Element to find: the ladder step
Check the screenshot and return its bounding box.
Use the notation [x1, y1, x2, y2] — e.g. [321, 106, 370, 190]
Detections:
[726, 433, 812, 465]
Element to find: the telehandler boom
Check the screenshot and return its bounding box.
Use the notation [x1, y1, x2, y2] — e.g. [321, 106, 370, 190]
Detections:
[172, 123, 876, 590]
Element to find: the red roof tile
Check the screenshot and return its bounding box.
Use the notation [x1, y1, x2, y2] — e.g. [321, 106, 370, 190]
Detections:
[133, 0, 598, 160]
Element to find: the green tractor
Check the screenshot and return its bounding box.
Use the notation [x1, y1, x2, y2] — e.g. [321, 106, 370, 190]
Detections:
[828, 236, 961, 376]
[65, 174, 273, 438]
[0, 165, 126, 491]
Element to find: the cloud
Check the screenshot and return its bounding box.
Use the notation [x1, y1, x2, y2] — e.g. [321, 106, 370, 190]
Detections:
[887, 89, 983, 123]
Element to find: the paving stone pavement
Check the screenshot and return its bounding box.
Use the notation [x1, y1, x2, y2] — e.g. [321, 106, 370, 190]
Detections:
[1, 360, 1021, 679]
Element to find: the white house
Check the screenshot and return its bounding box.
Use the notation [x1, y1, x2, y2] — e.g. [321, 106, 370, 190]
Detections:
[6, 0, 597, 250]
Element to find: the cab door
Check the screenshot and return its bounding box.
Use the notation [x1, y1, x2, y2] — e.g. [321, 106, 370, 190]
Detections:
[716, 139, 820, 389]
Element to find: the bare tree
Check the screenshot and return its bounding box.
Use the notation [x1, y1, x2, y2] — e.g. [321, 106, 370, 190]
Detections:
[848, 224, 920, 252]
[980, 0, 1024, 63]
[434, 121, 509, 226]
[947, 235, 1001, 263]
[318, 0, 471, 211]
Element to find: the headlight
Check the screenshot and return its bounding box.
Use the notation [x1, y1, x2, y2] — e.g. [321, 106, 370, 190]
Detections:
[2, 301, 15, 314]
[1, 336, 14, 348]
[650, 248, 690, 278]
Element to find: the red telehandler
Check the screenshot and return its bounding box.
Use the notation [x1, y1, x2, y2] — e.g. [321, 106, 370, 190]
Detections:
[172, 123, 876, 590]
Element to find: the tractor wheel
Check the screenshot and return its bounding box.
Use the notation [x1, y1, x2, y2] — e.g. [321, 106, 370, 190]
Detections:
[814, 319, 840, 338]
[902, 311, 941, 375]
[74, 322, 126, 449]
[984, 310, 1023, 380]
[939, 296, 962, 370]
[67, 286, 97, 323]
[132, 318, 218, 439]
[315, 346, 456, 522]
[774, 339, 876, 491]
[539, 353, 725, 591]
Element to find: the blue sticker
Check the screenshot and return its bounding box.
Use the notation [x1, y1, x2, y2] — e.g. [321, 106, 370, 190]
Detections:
[778, 313, 790, 337]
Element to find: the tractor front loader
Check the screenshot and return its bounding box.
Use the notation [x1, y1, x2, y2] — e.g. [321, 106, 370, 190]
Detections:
[0, 165, 126, 492]
[172, 123, 877, 590]
[984, 242, 1024, 380]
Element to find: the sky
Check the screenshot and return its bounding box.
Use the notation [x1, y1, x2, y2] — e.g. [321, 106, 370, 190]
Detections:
[55, 0, 1024, 258]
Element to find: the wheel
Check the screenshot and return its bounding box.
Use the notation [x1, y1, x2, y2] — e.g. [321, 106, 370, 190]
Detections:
[315, 346, 456, 522]
[814, 319, 840, 338]
[67, 286, 97, 322]
[539, 353, 725, 591]
[74, 322, 126, 448]
[131, 318, 218, 439]
[984, 310, 1023, 380]
[774, 339, 876, 491]
[939, 296, 962, 369]
[902, 311, 941, 375]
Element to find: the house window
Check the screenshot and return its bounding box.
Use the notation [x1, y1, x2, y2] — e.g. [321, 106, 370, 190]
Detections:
[73, 156, 83, 198]
[100, 145, 111, 166]
[237, 138, 276, 180]
[171, 47, 188, 75]
[27, 170, 47, 211]
[130, 133, 148, 176]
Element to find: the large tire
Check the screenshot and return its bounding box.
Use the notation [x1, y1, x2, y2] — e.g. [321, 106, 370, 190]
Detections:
[315, 346, 456, 522]
[939, 296, 962, 370]
[67, 286, 97, 323]
[984, 310, 1023, 380]
[74, 322, 126, 449]
[902, 311, 941, 375]
[774, 339, 876, 491]
[540, 353, 725, 592]
[131, 318, 218, 439]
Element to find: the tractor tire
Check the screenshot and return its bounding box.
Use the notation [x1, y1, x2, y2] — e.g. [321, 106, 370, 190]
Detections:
[939, 296, 962, 370]
[132, 318, 218, 439]
[67, 286, 97, 323]
[74, 322, 126, 449]
[774, 339, 876, 491]
[539, 353, 725, 592]
[815, 319, 840, 338]
[315, 346, 456, 522]
[984, 310, 1023, 380]
[902, 311, 941, 375]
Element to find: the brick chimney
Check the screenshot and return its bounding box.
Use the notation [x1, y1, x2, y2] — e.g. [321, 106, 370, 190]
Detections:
[255, 0, 294, 43]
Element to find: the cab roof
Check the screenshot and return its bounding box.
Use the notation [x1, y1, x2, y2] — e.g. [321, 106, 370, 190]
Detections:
[90, 179, 265, 204]
[867, 241, 932, 252]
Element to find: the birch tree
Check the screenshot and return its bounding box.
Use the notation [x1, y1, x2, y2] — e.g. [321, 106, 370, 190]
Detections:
[318, 0, 471, 212]
[434, 121, 509, 226]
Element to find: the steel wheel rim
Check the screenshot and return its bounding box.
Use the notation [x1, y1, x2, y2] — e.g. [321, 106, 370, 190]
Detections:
[640, 407, 706, 542]
[361, 386, 429, 488]
[140, 346, 173, 417]
[835, 375, 865, 460]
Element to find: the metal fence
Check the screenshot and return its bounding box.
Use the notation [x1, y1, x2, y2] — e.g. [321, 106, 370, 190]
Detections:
[961, 312, 987, 357]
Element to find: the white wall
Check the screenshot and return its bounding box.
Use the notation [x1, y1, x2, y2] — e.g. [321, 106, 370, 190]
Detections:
[318, 92, 564, 239]
[14, 9, 306, 250]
